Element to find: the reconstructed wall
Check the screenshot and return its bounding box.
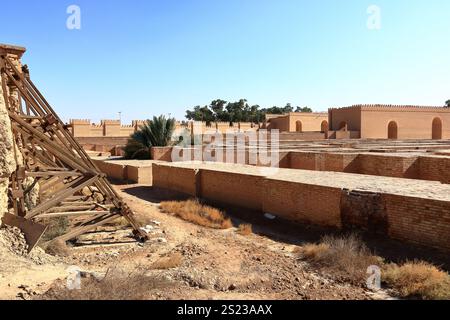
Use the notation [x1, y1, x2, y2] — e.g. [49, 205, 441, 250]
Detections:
[200, 169, 265, 211]
[152, 165, 197, 196]
[74, 137, 128, 156]
[329, 105, 450, 139]
[263, 179, 342, 227]
[418, 156, 450, 183]
[69, 119, 145, 137]
[151, 162, 450, 252]
[70, 119, 260, 138]
[267, 113, 328, 133]
[92, 159, 156, 184]
[384, 194, 450, 252]
[289, 151, 450, 182]
[329, 106, 362, 132]
[361, 106, 450, 139]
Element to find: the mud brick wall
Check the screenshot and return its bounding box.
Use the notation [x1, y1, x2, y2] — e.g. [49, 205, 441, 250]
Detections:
[151, 147, 173, 162]
[152, 164, 197, 196]
[92, 160, 126, 181]
[93, 159, 155, 184]
[356, 154, 419, 179]
[289, 152, 359, 173]
[383, 194, 450, 252]
[125, 165, 153, 184]
[418, 156, 450, 183]
[151, 164, 450, 251]
[340, 190, 387, 235]
[199, 170, 265, 211]
[263, 179, 342, 227]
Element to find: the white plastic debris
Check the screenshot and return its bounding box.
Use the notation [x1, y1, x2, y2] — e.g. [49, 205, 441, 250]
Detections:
[264, 213, 277, 220]
[140, 225, 155, 234]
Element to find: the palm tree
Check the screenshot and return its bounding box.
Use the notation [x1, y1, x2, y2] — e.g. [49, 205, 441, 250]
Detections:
[123, 115, 176, 159]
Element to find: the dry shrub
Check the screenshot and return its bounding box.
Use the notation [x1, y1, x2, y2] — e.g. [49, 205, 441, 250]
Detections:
[151, 252, 183, 270]
[383, 261, 450, 300]
[42, 217, 69, 241]
[39, 268, 171, 300]
[43, 239, 70, 257]
[296, 243, 330, 261]
[237, 224, 253, 236]
[297, 234, 381, 284]
[108, 216, 131, 228]
[160, 199, 232, 229]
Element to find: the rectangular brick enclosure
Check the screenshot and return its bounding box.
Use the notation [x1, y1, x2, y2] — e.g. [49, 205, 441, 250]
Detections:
[151, 162, 450, 252]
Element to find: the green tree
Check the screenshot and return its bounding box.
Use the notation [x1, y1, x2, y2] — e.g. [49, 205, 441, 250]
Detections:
[123, 115, 176, 159]
[445, 100, 450, 108]
[185, 99, 315, 123]
[295, 106, 313, 113]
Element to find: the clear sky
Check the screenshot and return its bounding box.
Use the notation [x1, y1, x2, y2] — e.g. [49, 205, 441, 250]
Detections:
[1, 0, 449, 123]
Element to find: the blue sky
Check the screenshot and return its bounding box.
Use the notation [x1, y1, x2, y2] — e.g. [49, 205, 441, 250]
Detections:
[1, 0, 449, 123]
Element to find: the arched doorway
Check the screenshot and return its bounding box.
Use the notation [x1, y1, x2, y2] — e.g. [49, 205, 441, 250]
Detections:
[388, 121, 398, 139]
[339, 121, 348, 131]
[321, 120, 329, 133]
[296, 121, 303, 132]
[432, 117, 442, 140]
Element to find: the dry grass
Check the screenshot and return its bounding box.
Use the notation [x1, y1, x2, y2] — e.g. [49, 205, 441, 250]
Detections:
[43, 239, 70, 257]
[39, 268, 171, 300]
[108, 216, 131, 228]
[151, 252, 183, 270]
[237, 224, 253, 236]
[383, 261, 450, 300]
[296, 233, 382, 284]
[42, 217, 69, 241]
[160, 199, 233, 229]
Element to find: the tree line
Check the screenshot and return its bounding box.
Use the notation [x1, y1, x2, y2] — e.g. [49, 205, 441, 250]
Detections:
[185, 99, 313, 124]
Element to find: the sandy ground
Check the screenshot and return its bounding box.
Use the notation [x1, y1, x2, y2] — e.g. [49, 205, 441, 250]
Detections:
[1, 183, 395, 300]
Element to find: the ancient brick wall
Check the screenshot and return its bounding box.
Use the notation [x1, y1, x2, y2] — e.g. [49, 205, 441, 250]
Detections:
[151, 163, 450, 252]
[200, 170, 265, 211]
[288, 151, 450, 182]
[152, 165, 197, 196]
[267, 113, 328, 133]
[356, 154, 420, 178]
[383, 194, 450, 252]
[263, 179, 342, 227]
[418, 156, 450, 183]
[329, 105, 450, 139]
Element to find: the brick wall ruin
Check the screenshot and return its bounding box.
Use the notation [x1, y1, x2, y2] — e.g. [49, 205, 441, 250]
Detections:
[151, 162, 450, 252]
[69, 119, 261, 138]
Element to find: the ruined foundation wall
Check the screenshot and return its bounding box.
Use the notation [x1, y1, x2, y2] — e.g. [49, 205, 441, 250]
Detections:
[151, 163, 450, 252]
[152, 165, 197, 196]
[384, 194, 450, 252]
[263, 179, 342, 227]
[200, 169, 265, 211]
